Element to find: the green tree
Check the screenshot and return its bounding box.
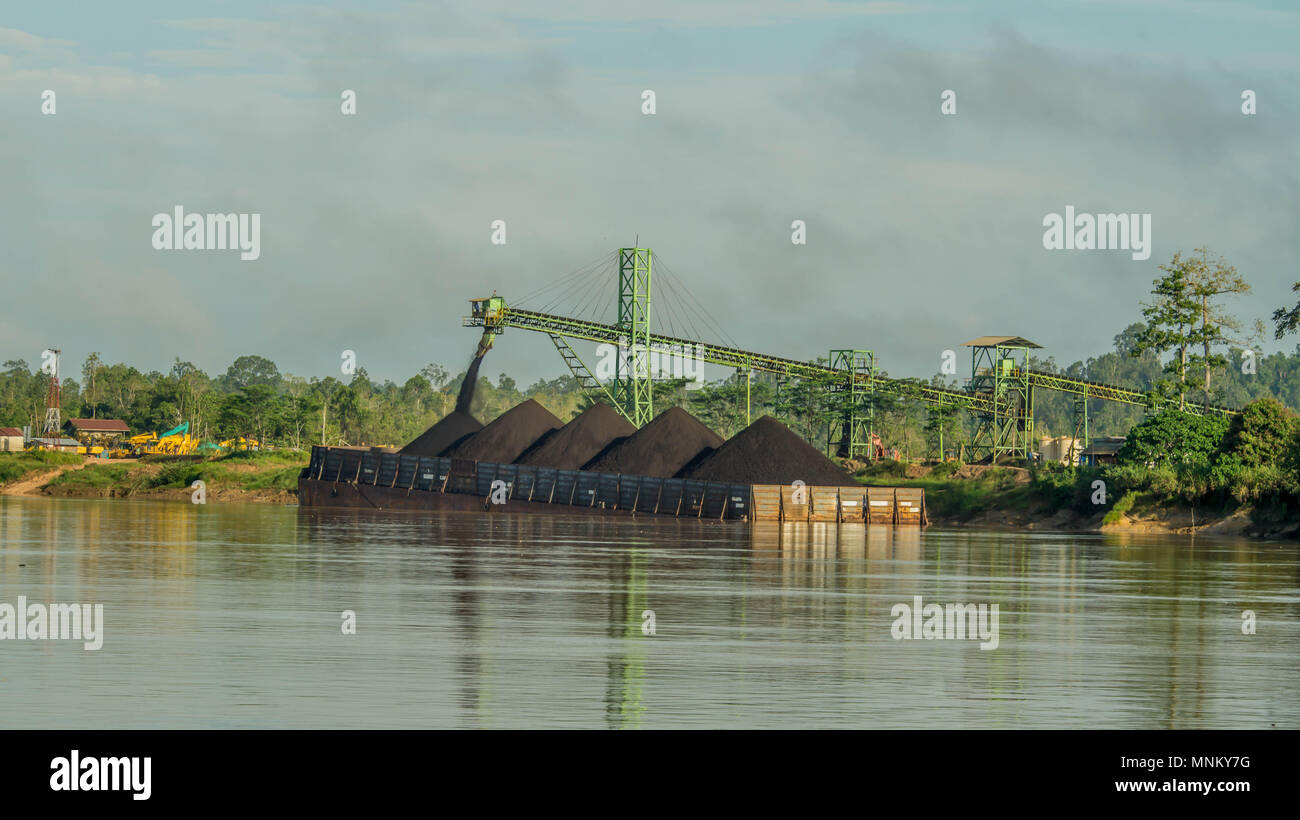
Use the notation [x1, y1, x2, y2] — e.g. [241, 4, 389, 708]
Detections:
[222, 355, 281, 391]
[1219, 397, 1296, 469]
[81, 352, 103, 418]
[1132, 262, 1200, 409]
[1179, 248, 1250, 411]
[1118, 409, 1229, 467]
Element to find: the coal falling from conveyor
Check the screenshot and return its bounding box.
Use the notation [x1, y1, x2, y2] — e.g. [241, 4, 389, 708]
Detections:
[456, 352, 485, 414]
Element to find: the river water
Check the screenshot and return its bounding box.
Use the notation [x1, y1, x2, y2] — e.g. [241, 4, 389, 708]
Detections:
[1, 497, 1296, 729]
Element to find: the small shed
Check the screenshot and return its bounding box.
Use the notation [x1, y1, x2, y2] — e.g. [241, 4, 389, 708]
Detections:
[1080, 436, 1126, 467]
[28, 436, 83, 453]
[65, 418, 130, 444]
[0, 427, 24, 452]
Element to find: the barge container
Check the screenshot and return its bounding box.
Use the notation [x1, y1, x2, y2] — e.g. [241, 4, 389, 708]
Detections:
[299, 446, 926, 525]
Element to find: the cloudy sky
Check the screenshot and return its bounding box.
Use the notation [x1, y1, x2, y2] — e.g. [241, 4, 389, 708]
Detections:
[2, 0, 1298, 387]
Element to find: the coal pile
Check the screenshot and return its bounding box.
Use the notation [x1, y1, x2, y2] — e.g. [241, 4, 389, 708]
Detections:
[401, 351, 491, 457]
[583, 406, 723, 478]
[444, 399, 563, 464]
[399, 410, 482, 457]
[515, 403, 636, 470]
[682, 415, 857, 486]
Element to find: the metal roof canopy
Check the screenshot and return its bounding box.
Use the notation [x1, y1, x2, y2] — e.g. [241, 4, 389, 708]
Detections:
[962, 336, 1042, 348]
[66, 418, 130, 432]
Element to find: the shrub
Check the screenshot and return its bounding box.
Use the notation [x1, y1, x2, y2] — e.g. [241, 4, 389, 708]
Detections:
[1119, 409, 1229, 467]
[930, 460, 961, 478]
[1220, 397, 1297, 470]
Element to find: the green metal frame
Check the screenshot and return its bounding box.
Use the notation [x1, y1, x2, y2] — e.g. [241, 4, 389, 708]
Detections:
[827, 349, 875, 458]
[464, 304, 991, 411]
[549, 333, 621, 412]
[463, 252, 1242, 450]
[616, 247, 654, 427]
[968, 342, 1035, 461]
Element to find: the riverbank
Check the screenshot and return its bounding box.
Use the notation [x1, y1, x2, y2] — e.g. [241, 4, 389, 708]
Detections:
[6, 450, 1298, 537]
[855, 462, 1300, 539]
[0, 450, 304, 504]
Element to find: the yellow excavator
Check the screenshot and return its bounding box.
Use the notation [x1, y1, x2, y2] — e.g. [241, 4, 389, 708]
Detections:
[109, 422, 199, 457]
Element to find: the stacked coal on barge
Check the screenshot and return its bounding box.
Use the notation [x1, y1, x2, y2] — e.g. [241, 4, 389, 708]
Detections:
[299, 404, 926, 525]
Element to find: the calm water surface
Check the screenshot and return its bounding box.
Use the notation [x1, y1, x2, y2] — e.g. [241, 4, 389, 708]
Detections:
[1, 497, 1297, 729]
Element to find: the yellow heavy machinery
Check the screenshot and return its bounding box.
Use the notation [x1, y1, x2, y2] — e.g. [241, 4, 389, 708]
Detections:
[109, 422, 200, 457]
[150, 422, 198, 455]
[219, 436, 260, 452]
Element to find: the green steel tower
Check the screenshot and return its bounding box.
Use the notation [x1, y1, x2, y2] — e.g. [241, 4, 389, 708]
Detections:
[964, 336, 1038, 461]
[827, 349, 875, 458]
[617, 247, 654, 427]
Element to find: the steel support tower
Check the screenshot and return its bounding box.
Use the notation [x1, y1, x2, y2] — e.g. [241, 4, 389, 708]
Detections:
[965, 337, 1037, 461]
[827, 349, 875, 458]
[616, 247, 654, 427]
[42, 347, 61, 437]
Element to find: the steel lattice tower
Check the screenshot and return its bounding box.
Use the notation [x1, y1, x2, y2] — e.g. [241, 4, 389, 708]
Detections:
[616, 247, 653, 427]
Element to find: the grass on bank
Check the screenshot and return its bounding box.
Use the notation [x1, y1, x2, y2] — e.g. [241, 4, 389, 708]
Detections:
[851, 459, 1281, 523]
[45, 449, 309, 495]
[0, 450, 84, 484]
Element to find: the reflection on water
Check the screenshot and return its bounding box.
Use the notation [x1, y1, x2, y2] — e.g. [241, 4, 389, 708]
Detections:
[1, 497, 1297, 728]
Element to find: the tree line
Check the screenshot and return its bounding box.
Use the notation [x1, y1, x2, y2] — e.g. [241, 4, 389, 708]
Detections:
[4, 247, 1300, 456]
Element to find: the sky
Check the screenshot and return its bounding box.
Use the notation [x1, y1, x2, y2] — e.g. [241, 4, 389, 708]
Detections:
[2, 0, 1298, 388]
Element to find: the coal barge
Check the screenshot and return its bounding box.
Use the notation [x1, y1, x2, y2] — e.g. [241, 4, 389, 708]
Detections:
[298, 446, 926, 525]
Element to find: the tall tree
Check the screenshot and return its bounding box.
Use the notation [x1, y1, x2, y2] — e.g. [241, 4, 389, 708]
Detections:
[1179, 248, 1250, 411]
[81, 352, 103, 418]
[1273, 282, 1300, 340]
[222, 355, 281, 391]
[1132, 264, 1199, 409]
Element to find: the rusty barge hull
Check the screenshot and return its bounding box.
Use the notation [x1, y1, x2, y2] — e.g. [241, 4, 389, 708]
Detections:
[299, 446, 925, 525]
[298, 476, 646, 517]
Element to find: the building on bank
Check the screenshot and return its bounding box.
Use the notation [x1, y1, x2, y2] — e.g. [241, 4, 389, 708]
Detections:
[64, 418, 130, 446]
[0, 427, 24, 451]
[1080, 436, 1126, 467]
